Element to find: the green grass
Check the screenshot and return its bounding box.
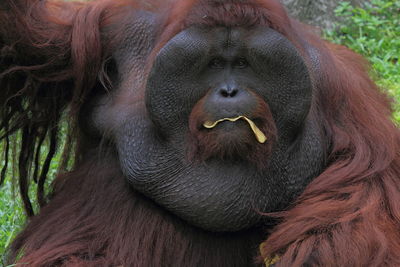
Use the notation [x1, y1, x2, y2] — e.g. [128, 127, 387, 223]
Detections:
[324, 0, 400, 119]
[0, 181, 25, 265]
[0, 135, 64, 265]
[0, 0, 399, 264]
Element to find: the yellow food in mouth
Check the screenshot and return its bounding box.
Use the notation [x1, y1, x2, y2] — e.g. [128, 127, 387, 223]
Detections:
[203, 116, 267, 144]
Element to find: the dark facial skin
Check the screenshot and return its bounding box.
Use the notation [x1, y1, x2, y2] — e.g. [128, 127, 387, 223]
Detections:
[91, 14, 326, 232]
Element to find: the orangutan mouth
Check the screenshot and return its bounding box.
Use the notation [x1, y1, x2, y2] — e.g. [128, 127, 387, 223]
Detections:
[203, 116, 267, 144]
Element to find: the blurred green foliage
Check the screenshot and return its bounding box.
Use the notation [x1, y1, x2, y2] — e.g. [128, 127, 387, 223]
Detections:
[324, 0, 400, 120]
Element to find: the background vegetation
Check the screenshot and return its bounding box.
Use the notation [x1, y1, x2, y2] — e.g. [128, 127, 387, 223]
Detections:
[0, 0, 399, 264]
[325, 0, 400, 118]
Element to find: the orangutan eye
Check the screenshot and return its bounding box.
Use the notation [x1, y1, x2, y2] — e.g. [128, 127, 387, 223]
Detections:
[233, 58, 248, 69]
[209, 58, 225, 69]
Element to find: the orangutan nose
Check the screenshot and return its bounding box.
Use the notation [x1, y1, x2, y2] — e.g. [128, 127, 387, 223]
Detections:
[219, 86, 239, 98]
[204, 83, 256, 118]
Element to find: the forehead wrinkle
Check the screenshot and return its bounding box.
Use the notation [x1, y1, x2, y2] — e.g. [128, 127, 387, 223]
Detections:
[214, 27, 246, 59]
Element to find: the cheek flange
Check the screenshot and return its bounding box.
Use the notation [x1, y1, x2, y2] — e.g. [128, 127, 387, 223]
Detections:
[203, 116, 267, 144]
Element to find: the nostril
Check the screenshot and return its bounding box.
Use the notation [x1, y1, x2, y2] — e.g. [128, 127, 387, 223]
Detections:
[220, 90, 229, 97]
[219, 88, 239, 98]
